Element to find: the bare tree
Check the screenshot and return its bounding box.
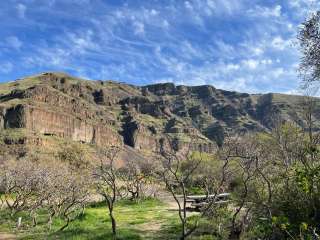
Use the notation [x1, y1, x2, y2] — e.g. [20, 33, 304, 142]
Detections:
[45, 163, 91, 231]
[94, 147, 120, 239]
[157, 137, 231, 239]
[0, 158, 91, 230]
[118, 164, 145, 200]
[157, 138, 201, 239]
[0, 159, 42, 217]
[118, 155, 156, 200]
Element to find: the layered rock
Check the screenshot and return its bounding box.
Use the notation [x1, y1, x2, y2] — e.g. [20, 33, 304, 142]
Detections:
[1, 72, 319, 160]
[2, 104, 122, 147]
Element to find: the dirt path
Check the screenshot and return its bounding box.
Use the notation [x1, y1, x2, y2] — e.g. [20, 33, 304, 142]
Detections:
[0, 232, 16, 240]
[157, 191, 178, 210]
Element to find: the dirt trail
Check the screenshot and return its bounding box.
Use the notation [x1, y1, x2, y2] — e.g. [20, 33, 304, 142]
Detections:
[0, 232, 16, 240]
[157, 191, 178, 210]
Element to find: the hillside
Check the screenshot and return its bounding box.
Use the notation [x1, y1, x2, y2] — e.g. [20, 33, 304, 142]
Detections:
[0, 72, 319, 160]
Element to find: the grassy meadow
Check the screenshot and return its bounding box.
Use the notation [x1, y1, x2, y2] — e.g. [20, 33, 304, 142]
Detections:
[0, 198, 184, 240]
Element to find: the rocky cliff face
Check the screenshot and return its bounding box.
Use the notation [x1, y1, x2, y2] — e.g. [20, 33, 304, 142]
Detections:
[0, 72, 319, 159]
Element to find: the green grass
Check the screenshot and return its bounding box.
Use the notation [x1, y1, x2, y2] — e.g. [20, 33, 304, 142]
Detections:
[0, 128, 28, 143]
[0, 76, 41, 95]
[136, 113, 165, 126]
[0, 198, 183, 240]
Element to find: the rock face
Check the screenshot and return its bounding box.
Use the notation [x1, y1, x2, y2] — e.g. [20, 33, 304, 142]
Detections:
[0, 72, 319, 159]
[25, 106, 121, 147]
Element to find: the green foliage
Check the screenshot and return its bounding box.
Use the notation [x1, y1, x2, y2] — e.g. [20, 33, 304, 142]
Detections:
[57, 143, 91, 169]
[0, 76, 41, 95]
[0, 128, 27, 143]
[0, 198, 180, 240]
[0, 197, 236, 240]
[240, 122, 320, 239]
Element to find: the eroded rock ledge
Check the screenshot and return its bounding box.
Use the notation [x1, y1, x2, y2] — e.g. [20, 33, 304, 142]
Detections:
[1, 72, 316, 159]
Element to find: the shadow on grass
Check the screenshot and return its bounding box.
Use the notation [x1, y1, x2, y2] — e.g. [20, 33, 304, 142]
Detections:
[52, 229, 141, 240]
[20, 227, 143, 240]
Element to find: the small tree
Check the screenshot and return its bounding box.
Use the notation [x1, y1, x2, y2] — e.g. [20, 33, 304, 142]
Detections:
[118, 155, 155, 200]
[45, 163, 91, 231]
[299, 11, 320, 89]
[157, 137, 230, 239]
[0, 158, 91, 230]
[0, 159, 42, 217]
[157, 139, 199, 239]
[94, 147, 120, 239]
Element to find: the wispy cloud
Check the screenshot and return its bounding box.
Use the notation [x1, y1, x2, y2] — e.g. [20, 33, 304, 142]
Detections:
[6, 36, 23, 50]
[16, 3, 26, 18]
[0, 0, 314, 93]
[0, 62, 13, 73]
[247, 5, 282, 18]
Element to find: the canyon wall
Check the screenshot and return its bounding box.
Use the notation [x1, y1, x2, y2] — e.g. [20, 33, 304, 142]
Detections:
[2, 104, 122, 148]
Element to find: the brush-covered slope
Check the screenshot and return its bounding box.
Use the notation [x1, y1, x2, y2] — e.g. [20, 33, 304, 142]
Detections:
[0, 72, 319, 160]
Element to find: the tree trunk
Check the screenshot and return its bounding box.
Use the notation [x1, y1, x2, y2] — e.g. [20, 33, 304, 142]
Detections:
[110, 211, 117, 239]
[33, 216, 37, 227]
[180, 221, 186, 240]
[59, 216, 70, 231]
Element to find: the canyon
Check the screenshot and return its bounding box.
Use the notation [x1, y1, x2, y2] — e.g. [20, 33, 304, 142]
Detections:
[0, 72, 319, 160]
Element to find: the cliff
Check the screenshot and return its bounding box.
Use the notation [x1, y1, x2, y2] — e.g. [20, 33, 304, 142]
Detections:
[0, 72, 319, 160]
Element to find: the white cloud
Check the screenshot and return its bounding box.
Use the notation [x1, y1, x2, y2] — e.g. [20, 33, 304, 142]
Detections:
[4, 0, 302, 94]
[242, 59, 259, 69]
[247, 4, 282, 18]
[272, 68, 285, 78]
[6, 36, 23, 50]
[252, 47, 264, 56]
[225, 63, 240, 71]
[66, 30, 97, 53]
[261, 59, 273, 65]
[133, 21, 145, 35]
[184, 1, 193, 10]
[150, 9, 159, 16]
[289, 0, 316, 9]
[162, 20, 169, 29]
[179, 41, 206, 60]
[206, 0, 215, 9]
[16, 3, 27, 18]
[0, 62, 13, 73]
[288, 0, 319, 18]
[271, 36, 291, 50]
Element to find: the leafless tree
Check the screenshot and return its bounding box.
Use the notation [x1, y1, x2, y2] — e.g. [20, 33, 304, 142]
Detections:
[157, 138, 201, 239]
[0, 158, 91, 230]
[118, 164, 144, 200]
[93, 147, 120, 239]
[0, 159, 42, 217]
[118, 155, 156, 200]
[157, 136, 231, 239]
[45, 163, 91, 231]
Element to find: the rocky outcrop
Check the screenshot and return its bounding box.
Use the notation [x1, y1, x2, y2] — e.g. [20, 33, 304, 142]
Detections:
[142, 83, 177, 96]
[1, 72, 319, 160]
[4, 105, 26, 128]
[3, 104, 122, 147]
[121, 115, 159, 151]
[29, 106, 121, 146]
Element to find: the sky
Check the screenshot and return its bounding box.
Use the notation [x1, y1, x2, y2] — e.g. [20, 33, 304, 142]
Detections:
[0, 0, 319, 93]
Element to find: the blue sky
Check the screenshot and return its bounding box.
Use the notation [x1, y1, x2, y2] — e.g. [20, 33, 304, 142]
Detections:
[0, 0, 319, 93]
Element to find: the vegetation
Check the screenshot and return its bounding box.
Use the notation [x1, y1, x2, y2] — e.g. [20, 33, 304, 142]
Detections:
[0, 199, 180, 240]
[3, 118, 320, 239]
[0, 76, 41, 95]
[2, 9, 320, 240]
